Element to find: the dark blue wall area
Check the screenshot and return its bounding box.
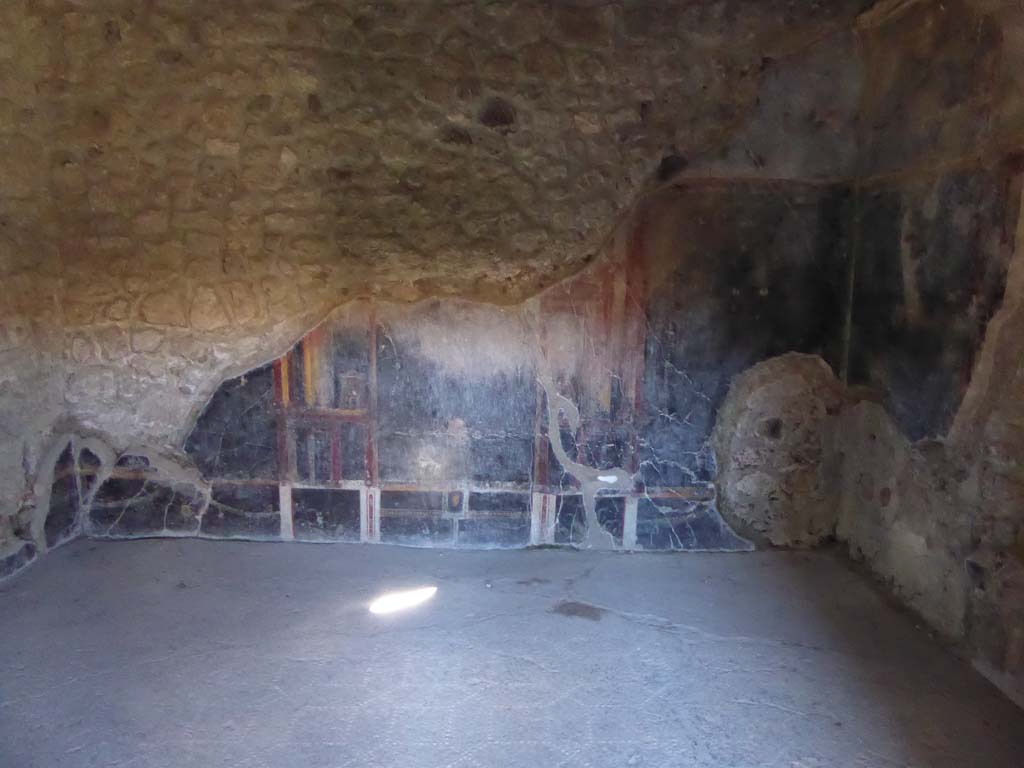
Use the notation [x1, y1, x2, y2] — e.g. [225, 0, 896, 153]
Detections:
[849, 165, 1018, 439]
[638, 184, 851, 486]
[100, 172, 1015, 549]
[172, 180, 860, 551]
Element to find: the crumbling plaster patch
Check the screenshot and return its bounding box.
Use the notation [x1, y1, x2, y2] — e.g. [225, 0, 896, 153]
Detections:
[714, 354, 844, 548]
[0, 0, 870, 563]
[842, 0, 1024, 706]
[836, 403, 973, 638]
[84, 445, 213, 540]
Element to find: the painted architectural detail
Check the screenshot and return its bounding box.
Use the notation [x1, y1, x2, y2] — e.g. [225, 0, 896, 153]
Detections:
[362, 487, 380, 544]
[180, 291, 758, 550]
[3, 185, 852, 556]
[178, 187, 849, 551]
[530, 493, 557, 546]
[539, 376, 633, 550]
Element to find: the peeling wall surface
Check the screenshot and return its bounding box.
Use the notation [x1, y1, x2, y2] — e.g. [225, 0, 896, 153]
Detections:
[3, 0, 1024, 712]
[37, 178, 851, 556]
[171, 181, 846, 552]
[0, 0, 866, 572]
[839, 0, 1024, 707]
[849, 164, 1017, 440]
[714, 354, 843, 548]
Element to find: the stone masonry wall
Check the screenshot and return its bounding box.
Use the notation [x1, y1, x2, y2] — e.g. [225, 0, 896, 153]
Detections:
[0, 2, 69, 573]
[0, 1, 868, 571]
[839, 0, 1024, 706]
[714, 354, 844, 548]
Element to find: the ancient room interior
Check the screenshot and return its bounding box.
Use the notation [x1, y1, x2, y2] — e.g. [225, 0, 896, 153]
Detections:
[2, 0, 1024, 765]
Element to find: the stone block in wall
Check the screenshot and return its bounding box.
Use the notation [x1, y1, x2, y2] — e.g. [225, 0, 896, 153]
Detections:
[140, 288, 189, 327]
[714, 353, 844, 548]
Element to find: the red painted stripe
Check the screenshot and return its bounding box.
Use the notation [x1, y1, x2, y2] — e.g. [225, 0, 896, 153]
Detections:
[331, 427, 343, 484]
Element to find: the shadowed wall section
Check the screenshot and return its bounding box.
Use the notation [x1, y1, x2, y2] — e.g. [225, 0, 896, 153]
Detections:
[838, 0, 1024, 707]
[151, 180, 850, 550]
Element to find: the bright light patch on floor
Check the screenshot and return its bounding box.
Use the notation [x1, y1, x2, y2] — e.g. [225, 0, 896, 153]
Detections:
[368, 586, 438, 615]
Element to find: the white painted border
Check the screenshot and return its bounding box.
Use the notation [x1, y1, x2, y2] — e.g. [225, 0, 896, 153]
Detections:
[623, 497, 639, 549]
[361, 487, 381, 543]
[279, 484, 294, 540]
[530, 492, 557, 545]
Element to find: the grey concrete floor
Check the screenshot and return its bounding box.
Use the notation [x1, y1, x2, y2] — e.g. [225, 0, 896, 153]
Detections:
[1, 540, 1023, 768]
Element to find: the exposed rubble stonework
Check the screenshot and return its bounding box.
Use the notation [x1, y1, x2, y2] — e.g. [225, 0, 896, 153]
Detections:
[713, 354, 844, 548]
[177, 179, 850, 553]
[838, 0, 1024, 708]
[2, 0, 1024, 713]
[0, 0, 867, 574]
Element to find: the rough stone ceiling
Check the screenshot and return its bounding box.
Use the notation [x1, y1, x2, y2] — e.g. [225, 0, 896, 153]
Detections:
[0, 0, 876, 512]
[9, 0, 873, 307]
